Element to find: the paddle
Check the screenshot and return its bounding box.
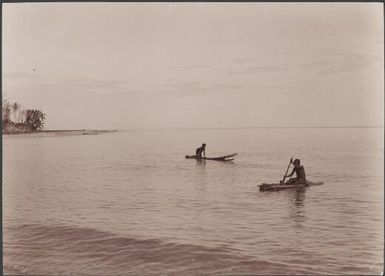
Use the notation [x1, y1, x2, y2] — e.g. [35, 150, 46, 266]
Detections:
[281, 157, 293, 184]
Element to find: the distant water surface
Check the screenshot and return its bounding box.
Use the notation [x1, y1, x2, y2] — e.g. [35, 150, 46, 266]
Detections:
[3, 128, 384, 275]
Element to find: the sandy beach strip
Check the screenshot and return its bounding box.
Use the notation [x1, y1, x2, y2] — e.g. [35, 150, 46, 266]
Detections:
[2, 129, 119, 136]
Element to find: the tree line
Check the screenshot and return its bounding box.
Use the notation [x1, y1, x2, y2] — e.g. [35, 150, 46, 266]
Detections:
[2, 99, 46, 131]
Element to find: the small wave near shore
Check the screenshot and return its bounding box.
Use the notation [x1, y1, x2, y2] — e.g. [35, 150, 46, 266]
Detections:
[4, 223, 308, 275]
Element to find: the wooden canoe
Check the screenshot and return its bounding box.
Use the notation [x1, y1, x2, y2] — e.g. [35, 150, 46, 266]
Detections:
[185, 153, 237, 161]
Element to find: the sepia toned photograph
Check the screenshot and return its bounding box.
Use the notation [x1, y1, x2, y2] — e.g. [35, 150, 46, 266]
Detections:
[2, 2, 384, 275]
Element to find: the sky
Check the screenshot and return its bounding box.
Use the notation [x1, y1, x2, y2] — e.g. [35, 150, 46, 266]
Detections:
[2, 3, 384, 130]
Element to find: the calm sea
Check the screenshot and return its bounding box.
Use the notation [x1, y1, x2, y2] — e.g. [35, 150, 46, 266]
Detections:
[3, 128, 384, 275]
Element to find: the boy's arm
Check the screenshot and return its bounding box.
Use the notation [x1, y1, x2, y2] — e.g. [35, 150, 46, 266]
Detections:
[286, 167, 295, 177]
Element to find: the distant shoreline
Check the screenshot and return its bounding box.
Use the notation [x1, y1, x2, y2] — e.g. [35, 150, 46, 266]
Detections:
[2, 129, 119, 135]
[3, 126, 383, 135]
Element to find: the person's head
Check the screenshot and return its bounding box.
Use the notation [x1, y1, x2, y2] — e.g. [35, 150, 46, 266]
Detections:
[202, 143, 206, 148]
[293, 159, 301, 166]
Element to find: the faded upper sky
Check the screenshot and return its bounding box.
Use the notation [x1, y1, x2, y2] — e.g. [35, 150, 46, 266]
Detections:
[3, 3, 384, 129]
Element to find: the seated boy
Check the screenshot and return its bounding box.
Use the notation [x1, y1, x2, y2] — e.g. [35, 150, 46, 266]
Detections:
[285, 159, 307, 185]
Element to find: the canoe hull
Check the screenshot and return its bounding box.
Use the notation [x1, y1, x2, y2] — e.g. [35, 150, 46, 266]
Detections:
[185, 153, 237, 161]
[259, 181, 323, 191]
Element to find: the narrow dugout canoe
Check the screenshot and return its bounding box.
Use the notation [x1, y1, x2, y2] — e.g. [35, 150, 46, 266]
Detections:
[185, 153, 237, 161]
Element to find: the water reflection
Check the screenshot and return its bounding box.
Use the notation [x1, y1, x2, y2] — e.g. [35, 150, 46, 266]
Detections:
[292, 187, 306, 208]
[286, 187, 307, 230]
[195, 159, 207, 175]
[195, 159, 206, 167]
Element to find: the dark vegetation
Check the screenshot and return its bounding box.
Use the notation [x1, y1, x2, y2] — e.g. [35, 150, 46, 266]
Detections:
[2, 99, 46, 132]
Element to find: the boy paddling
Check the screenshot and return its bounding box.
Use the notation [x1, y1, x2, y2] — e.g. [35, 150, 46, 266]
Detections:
[284, 158, 307, 185]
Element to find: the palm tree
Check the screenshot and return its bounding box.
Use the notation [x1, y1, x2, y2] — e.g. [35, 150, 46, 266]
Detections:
[2, 99, 12, 130]
[2, 99, 11, 122]
[12, 102, 20, 123]
[19, 109, 27, 123]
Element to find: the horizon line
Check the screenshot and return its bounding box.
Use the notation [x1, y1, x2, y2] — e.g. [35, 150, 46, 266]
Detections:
[121, 125, 384, 131]
[43, 125, 384, 131]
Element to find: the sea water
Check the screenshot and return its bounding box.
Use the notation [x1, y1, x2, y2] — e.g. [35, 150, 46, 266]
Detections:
[3, 128, 384, 275]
